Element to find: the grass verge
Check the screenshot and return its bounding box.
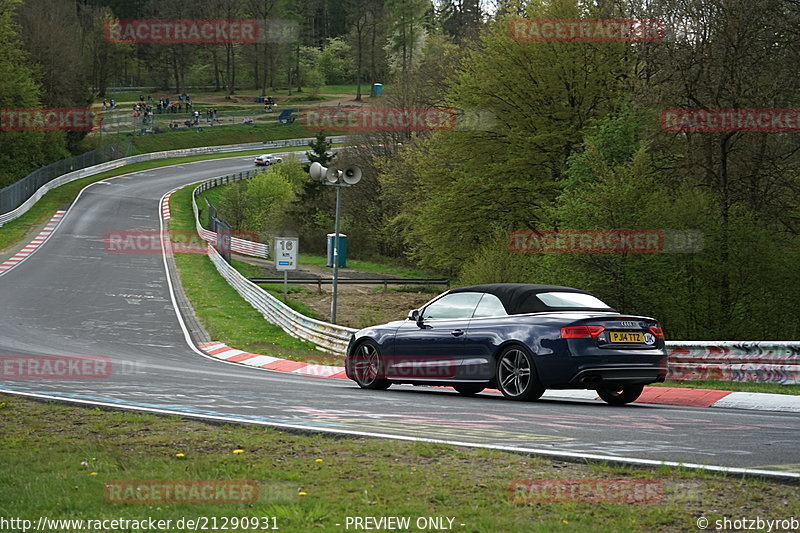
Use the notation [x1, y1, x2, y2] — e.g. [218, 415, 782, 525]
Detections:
[1, 394, 797, 533]
[229, 259, 322, 320]
[298, 253, 440, 279]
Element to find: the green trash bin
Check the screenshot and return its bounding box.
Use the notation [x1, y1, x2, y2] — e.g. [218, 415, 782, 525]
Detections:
[326, 233, 347, 267]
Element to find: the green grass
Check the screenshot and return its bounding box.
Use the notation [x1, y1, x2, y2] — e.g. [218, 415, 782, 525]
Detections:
[169, 186, 327, 362]
[652, 380, 800, 395]
[297, 253, 441, 279]
[1, 394, 797, 533]
[227, 259, 322, 321]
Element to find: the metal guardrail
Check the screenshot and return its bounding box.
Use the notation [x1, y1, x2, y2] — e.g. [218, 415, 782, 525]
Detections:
[191, 170, 271, 258]
[0, 136, 346, 227]
[207, 244, 356, 354]
[248, 278, 450, 290]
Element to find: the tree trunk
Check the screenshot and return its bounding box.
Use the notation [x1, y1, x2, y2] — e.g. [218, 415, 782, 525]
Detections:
[355, 25, 363, 101]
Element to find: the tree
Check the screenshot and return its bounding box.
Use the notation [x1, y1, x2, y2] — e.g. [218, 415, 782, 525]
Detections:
[242, 170, 296, 234]
[17, 0, 98, 150]
[306, 131, 336, 166]
[385, 0, 429, 88]
[0, 0, 68, 188]
[644, 0, 800, 336]
[345, 0, 370, 100]
[78, 3, 131, 98]
[317, 37, 353, 84]
[388, 1, 634, 272]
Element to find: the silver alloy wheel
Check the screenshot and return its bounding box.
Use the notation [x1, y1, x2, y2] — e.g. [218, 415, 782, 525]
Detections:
[498, 348, 531, 397]
[354, 343, 380, 385]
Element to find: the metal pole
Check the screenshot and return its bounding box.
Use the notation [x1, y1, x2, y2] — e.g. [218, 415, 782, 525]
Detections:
[330, 184, 342, 324]
[283, 271, 288, 302]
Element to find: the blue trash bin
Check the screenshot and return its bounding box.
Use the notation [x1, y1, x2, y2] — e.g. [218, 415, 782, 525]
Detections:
[372, 83, 383, 96]
[326, 233, 347, 267]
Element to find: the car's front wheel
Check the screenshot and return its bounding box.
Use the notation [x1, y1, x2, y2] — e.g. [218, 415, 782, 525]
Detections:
[351, 341, 391, 390]
[496, 346, 545, 401]
[596, 384, 644, 405]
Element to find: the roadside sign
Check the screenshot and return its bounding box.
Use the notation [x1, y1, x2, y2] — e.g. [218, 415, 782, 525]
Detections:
[274, 237, 298, 271]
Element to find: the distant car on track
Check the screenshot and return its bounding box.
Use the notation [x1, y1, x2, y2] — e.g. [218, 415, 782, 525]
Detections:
[254, 154, 283, 166]
[345, 283, 667, 405]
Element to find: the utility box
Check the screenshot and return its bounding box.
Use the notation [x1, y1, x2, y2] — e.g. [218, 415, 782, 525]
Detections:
[372, 83, 383, 96]
[326, 233, 347, 267]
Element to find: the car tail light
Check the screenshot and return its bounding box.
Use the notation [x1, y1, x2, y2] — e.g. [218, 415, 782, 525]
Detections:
[561, 325, 604, 339]
[648, 326, 665, 339]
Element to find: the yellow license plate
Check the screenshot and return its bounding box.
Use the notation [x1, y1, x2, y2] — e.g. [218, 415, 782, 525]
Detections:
[610, 331, 644, 343]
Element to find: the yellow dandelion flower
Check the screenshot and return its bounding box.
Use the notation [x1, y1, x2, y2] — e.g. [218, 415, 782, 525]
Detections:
[298, 491, 307, 496]
[175, 453, 185, 459]
[233, 449, 244, 454]
[562, 520, 569, 525]
[89, 472, 98, 476]
[315, 458, 323, 463]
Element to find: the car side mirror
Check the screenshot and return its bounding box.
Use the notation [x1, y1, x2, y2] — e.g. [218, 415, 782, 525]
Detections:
[407, 309, 421, 322]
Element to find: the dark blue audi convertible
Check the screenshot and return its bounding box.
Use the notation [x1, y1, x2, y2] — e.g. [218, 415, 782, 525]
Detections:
[345, 283, 667, 405]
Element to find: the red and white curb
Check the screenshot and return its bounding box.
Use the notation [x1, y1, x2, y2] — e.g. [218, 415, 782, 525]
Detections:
[161, 192, 173, 220]
[198, 342, 800, 412]
[0, 211, 65, 275]
[199, 342, 348, 379]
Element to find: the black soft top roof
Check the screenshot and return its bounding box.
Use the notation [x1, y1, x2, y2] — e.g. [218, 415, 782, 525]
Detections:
[448, 283, 616, 315]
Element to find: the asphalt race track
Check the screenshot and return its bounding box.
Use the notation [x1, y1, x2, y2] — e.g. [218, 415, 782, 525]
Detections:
[1, 157, 799, 479]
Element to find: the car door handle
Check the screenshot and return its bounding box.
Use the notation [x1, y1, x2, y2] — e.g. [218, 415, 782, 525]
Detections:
[451, 329, 464, 337]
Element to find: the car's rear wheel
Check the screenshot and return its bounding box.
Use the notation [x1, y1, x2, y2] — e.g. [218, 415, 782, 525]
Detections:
[453, 384, 485, 396]
[596, 384, 644, 405]
[351, 341, 391, 390]
[496, 346, 544, 401]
